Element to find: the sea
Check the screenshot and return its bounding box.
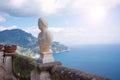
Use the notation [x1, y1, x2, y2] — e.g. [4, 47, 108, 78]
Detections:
[53, 44, 120, 80]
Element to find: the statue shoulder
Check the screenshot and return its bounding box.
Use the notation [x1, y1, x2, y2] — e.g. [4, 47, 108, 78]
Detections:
[45, 31, 53, 37]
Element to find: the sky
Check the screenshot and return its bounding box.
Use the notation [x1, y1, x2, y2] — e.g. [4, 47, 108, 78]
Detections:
[0, 0, 120, 46]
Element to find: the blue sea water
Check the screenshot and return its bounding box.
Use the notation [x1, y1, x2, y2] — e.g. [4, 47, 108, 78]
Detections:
[53, 44, 120, 80]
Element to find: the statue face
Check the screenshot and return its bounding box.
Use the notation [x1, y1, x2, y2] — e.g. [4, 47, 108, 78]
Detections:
[38, 18, 48, 31]
[38, 21, 43, 30]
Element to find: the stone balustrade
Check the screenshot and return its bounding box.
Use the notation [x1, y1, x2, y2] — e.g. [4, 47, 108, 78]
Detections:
[5, 54, 110, 80]
[0, 44, 110, 80]
[50, 66, 110, 80]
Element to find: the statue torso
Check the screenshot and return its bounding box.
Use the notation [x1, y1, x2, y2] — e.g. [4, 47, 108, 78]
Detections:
[38, 30, 53, 53]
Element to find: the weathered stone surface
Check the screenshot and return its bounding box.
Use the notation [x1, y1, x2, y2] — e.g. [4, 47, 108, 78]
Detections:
[0, 52, 4, 80]
[0, 66, 5, 80]
[38, 18, 54, 63]
[38, 18, 53, 54]
[1, 53, 110, 80]
[40, 53, 54, 64]
[40, 71, 51, 80]
[4, 56, 14, 80]
[50, 66, 110, 80]
[38, 61, 61, 72]
[31, 70, 40, 80]
[0, 51, 17, 80]
[0, 52, 3, 66]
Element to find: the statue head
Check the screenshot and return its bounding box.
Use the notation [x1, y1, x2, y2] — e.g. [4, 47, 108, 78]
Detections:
[38, 18, 48, 31]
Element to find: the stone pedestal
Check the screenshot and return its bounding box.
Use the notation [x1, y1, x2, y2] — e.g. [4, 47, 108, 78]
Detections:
[0, 52, 3, 66]
[0, 51, 5, 80]
[40, 71, 51, 80]
[4, 53, 17, 80]
[31, 70, 40, 80]
[41, 53, 54, 64]
[4, 56, 13, 80]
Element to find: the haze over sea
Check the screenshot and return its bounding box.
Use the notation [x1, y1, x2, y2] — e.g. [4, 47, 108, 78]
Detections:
[54, 44, 120, 80]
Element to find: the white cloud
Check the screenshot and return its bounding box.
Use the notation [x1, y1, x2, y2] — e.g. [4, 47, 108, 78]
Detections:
[0, 0, 120, 45]
[0, 0, 69, 16]
[50, 27, 66, 33]
[0, 16, 6, 22]
[23, 26, 39, 37]
[0, 0, 120, 17]
[0, 25, 119, 45]
[23, 26, 120, 45]
[0, 26, 17, 31]
[38, 0, 69, 15]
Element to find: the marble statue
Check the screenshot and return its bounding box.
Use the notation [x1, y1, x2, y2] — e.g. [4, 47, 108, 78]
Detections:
[38, 18, 54, 63]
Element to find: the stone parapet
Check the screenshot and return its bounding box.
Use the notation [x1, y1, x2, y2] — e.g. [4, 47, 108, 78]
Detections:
[2, 53, 110, 80]
[50, 66, 110, 80]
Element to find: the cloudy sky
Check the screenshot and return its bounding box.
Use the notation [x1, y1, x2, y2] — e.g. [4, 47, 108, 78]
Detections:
[0, 0, 120, 45]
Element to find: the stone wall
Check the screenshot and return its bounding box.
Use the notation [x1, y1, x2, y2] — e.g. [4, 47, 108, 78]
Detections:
[50, 66, 110, 80]
[3, 53, 110, 80]
[0, 51, 5, 80]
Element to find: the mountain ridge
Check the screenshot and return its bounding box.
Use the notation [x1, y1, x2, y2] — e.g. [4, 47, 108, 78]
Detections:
[0, 29, 37, 48]
[0, 29, 68, 54]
